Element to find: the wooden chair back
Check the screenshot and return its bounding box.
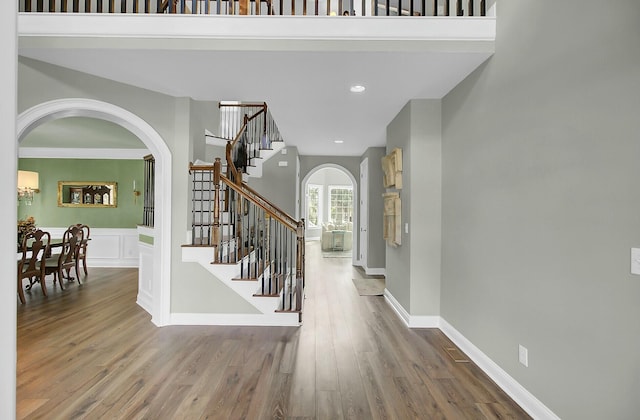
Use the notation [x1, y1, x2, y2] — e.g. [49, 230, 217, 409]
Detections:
[70, 223, 90, 275]
[17, 229, 51, 304]
[45, 225, 84, 288]
[61, 225, 83, 268]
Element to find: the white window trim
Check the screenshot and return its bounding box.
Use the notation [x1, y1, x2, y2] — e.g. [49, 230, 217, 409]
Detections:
[307, 183, 323, 228]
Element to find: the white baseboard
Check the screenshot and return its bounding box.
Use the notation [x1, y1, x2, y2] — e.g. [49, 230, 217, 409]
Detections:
[383, 291, 560, 420]
[364, 267, 386, 276]
[170, 312, 301, 327]
[439, 319, 560, 420]
[383, 289, 440, 328]
[87, 258, 138, 268]
[353, 262, 385, 277]
[136, 293, 152, 314]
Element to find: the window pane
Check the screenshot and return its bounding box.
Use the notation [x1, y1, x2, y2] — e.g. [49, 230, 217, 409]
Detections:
[329, 186, 353, 225]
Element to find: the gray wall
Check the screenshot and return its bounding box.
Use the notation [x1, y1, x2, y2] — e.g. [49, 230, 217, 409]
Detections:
[440, 1, 640, 419]
[18, 57, 257, 315]
[386, 100, 442, 315]
[361, 147, 386, 270]
[410, 100, 442, 315]
[386, 104, 412, 310]
[247, 146, 299, 218]
[299, 155, 360, 184]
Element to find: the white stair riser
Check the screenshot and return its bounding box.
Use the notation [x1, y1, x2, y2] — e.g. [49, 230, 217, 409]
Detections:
[181, 246, 288, 318]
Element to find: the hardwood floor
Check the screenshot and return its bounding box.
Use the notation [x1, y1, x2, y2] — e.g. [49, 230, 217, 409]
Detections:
[17, 241, 530, 419]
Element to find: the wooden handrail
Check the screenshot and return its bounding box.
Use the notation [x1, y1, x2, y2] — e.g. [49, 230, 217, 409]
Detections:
[235, 180, 298, 227]
[222, 104, 268, 184]
[189, 137, 304, 315]
[221, 176, 298, 233]
[188, 160, 298, 231]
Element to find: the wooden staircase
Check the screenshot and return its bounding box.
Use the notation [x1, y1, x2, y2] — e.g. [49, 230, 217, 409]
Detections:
[182, 102, 304, 326]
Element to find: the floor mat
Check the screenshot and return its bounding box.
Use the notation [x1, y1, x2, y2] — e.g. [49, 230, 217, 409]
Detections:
[352, 278, 385, 296]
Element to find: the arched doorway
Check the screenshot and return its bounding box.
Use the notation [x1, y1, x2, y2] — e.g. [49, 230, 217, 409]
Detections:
[17, 98, 172, 326]
[301, 164, 358, 260]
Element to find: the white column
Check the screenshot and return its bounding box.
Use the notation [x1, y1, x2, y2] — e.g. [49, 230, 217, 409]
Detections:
[1, 3, 18, 420]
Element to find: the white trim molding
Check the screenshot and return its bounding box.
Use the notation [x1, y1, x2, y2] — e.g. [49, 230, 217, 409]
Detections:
[170, 312, 300, 327]
[42, 227, 139, 268]
[383, 289, 440, 328]
[439, 319, 560, 420]
[19, 147, 149, 159]
[364, 266, 385, 276]
[136, 238, 154, 314]
[19, 14, 496, 53]
[382, 291, 561, 420]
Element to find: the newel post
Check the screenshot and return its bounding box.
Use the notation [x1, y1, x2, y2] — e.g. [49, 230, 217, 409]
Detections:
[211, 158, 221, 264]
[295, 219, 305, 312]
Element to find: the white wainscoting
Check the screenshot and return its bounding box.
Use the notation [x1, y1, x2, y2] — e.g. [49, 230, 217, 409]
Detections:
[43, 227, 139, 268]
[136, 225, 154, 315]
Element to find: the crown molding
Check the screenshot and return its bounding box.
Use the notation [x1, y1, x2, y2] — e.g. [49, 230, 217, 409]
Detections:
[19, 147, 149, 159]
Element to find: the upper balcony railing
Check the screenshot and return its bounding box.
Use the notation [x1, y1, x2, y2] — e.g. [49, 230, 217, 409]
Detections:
[20, 0, 491, 17]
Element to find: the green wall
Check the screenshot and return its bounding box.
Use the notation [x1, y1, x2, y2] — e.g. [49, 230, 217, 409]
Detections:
[18, 158, 144, 228]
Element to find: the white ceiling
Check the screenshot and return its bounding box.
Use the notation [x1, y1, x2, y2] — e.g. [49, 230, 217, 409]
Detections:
[18, 17, 494, 156]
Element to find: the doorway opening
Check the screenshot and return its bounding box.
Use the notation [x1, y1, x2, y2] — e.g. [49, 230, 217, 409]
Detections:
[17, 98, 172, 326]
[302, 165, 357, 260]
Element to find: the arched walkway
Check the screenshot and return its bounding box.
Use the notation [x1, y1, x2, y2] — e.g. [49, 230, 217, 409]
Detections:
[17, 98, 172, 326]
[301, 163, 358, 261]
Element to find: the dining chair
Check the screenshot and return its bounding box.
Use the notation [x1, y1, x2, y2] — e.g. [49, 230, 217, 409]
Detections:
[44, 225, 84, 288]
[70, 223, 90, 276]
[17, 229, 50, 304]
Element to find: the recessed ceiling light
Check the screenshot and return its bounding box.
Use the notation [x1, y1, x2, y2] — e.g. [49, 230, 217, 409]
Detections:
[350, 85, 366, 93]
[334, 140, 344, 144]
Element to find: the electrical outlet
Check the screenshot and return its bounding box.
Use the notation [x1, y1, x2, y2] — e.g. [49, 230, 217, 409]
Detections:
[518, 344, 528, 367]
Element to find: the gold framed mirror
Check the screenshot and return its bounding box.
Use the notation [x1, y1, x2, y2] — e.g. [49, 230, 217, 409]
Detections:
[58, 181, 117, 208]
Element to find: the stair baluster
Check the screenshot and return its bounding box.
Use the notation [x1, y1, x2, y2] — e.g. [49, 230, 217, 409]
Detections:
[187, 101, 304, 320]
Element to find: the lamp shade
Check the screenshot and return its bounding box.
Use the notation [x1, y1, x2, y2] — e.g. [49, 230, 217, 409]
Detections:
[18, 170, 39, 190]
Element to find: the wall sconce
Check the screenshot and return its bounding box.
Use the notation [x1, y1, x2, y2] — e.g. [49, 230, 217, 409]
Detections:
[133, 179, 141, 204]
[17, 170, 39, 206]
